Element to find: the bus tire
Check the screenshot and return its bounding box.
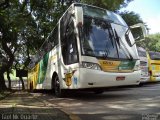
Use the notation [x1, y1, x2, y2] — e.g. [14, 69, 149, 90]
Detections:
[54, 75, 65, 97]
[138, 83, 143, 87]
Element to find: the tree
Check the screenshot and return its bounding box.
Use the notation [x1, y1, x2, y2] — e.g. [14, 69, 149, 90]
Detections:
[137, 33, 160, 51]
[120, 11, 144, 26]
[0, 14, 16, 90]
[0, 0, 62, 90]
[0, 1, 30, 90]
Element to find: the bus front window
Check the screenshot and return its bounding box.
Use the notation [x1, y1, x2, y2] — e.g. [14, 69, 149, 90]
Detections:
[80, 16, 132, 60]
[149, 51, 160, 60]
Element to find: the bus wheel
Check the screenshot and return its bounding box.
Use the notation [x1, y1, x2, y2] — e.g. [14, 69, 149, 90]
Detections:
[138, 83, 143, 87]
[54, 76, 64, 97]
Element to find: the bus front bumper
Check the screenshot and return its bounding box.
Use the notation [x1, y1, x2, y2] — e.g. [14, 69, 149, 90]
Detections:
[140, 76, 150, 83]
[77, 68, 141, 89]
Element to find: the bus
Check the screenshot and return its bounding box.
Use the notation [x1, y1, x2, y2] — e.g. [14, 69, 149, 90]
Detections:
[137, 47, 149, 83]
[28, 3, 145, 97]
[147, 51, 160, 82]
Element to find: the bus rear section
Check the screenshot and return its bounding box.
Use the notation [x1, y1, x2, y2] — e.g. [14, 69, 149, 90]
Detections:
[148, 51, 160, 82]
[137, 47, 149, 83]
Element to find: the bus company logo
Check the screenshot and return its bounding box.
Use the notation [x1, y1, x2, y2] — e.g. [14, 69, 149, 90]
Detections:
[103, 61, 113, 65]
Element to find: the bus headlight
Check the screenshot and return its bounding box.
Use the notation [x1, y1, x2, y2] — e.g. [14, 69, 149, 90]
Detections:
[81, 62, 101, 70]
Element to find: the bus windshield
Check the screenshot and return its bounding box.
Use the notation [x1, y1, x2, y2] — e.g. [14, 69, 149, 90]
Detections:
[80, 16, 133, 60]
[83, 5, 127, 27]
[149, 51, 160, 60]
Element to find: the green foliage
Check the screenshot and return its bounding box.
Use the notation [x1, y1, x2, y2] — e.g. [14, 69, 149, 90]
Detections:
[137, 33, 160, 52]
[120, 11, 143, 26]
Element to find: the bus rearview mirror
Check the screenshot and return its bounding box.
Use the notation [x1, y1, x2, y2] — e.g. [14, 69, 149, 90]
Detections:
[130, 23, 148, 42]
[75, 6, 83, 27]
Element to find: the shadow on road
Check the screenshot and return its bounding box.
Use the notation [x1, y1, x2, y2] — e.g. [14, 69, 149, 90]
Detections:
[30, 82, 160, 100]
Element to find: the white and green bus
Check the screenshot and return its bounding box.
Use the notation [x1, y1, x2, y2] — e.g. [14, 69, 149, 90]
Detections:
[28, 3, 144, 97]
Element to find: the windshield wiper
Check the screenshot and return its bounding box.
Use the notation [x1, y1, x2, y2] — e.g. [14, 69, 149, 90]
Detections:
[102, 25, 115, 59]
[108, 27, 115, 48]
[114, 29, 120, 47]
[125, 28, 132, 47]
[114, 29, 133, 60]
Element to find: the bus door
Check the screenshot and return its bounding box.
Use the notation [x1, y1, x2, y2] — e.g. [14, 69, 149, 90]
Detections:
[60, 12, 79, 88]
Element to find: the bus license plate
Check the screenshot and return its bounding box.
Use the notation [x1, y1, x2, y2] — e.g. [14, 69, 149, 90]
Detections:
[116, 76, 125, 81]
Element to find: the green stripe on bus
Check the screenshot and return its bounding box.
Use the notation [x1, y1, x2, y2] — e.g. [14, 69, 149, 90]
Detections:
[118, 60, 136, 70]
[37, 53, 49, 84]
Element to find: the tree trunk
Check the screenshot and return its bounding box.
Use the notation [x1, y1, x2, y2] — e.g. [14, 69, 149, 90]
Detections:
[7, 70, 11, 89]
[0, 70, 7, 91]
[0, 35, 15, 90]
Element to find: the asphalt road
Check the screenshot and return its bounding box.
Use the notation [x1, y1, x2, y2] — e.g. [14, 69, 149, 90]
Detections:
[31, 83, 160, 120]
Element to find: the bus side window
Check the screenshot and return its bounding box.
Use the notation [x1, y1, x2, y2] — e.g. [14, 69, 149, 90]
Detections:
[61, 21, 78, 65]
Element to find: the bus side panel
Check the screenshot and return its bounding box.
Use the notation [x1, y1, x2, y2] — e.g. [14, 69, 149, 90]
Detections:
[42, 47, 59, 89]
[59, 65, 80, 89]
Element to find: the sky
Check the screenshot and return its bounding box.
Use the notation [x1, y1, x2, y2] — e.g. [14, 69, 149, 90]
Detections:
[120, 0, 160, 34]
